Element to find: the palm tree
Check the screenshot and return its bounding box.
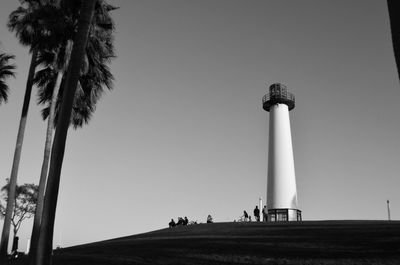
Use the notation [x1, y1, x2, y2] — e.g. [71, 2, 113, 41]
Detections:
[29, 2, 115, 258]
[0, 0, 48, 256]
[0, 53, 16, 105]
[28, 49, 64, 265]
[1, 0, 68, 258]
[0, 50, 36, 258]
[36, 2, 98, 263]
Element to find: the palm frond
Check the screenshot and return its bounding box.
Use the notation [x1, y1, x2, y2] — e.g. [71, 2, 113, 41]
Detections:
[8, 2, 69, 51]
[0, 53, 16, 104]
[35, 66, 57, 104]
[34, 0, 116, 128]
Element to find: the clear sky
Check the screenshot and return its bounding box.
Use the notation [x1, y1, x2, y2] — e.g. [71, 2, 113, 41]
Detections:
[0, 0, 399, 250]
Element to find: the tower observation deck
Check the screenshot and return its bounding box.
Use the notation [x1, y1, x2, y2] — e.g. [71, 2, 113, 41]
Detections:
[262, 83, 295, 112]
[262, 83, 301, 222]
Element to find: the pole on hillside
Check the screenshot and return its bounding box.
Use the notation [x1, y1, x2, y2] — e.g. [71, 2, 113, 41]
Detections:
[56, 229, 62, 249]
[25, 238, 30, 254]
[387, 200, 391, 221]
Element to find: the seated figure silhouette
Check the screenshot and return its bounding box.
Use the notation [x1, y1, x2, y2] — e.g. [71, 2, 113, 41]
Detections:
[243, 210, 249, 221]
[169, 219, 176, 228]
[207, 214, 213, 223]
[177, 217, 184, 225]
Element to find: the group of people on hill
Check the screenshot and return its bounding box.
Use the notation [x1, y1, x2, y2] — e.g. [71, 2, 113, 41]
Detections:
[168, 214, 213, 227]
[169, 216, 189, 227]
[169, 216, 201, 227]
[168, 205, 269, 227]
[241, 205, 268, 222]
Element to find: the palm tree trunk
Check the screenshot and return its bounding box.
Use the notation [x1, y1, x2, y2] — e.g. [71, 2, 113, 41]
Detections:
[28, 71, 63, 265]
[387, 0, 400, 80]
[35, 1, 96, 264]
[0, 47, 38, 259]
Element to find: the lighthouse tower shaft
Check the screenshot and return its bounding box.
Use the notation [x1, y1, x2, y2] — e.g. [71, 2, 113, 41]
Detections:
[263, 83, 301, 222]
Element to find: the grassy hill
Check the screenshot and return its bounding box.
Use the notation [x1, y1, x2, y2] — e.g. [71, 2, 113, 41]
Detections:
[50, 220, 400, 265]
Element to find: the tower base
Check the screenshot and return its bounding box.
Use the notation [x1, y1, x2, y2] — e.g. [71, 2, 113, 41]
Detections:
[267, 209, 302, 222]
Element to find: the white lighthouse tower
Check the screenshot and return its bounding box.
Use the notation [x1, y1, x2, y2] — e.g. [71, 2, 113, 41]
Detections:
[262, 83, 301, 222]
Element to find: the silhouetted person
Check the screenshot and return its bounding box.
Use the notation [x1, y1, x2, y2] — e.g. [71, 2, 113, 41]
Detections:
[243, 210, 249, 221]
[184, 216, 189, 225]
[254, 206, 260, 222]
[207, 214, 213, 223]
[262, 205, 268, 222]
[177, 217, 184, 225]
[169, 219, 176, 228]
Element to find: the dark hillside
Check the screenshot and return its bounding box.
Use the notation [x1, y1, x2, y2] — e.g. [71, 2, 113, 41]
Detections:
[51, 220, 400, 265]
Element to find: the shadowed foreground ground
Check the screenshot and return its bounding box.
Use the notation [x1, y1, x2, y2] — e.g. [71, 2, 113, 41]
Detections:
[10, 220, 400, 265]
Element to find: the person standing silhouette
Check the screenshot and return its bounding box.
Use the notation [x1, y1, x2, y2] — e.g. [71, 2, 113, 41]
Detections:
[262, 205, 268, 222]
[254, 206, 260, 222]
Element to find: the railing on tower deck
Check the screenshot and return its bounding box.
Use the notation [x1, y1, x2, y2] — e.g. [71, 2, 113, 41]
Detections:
[262, 84, 295, 111]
